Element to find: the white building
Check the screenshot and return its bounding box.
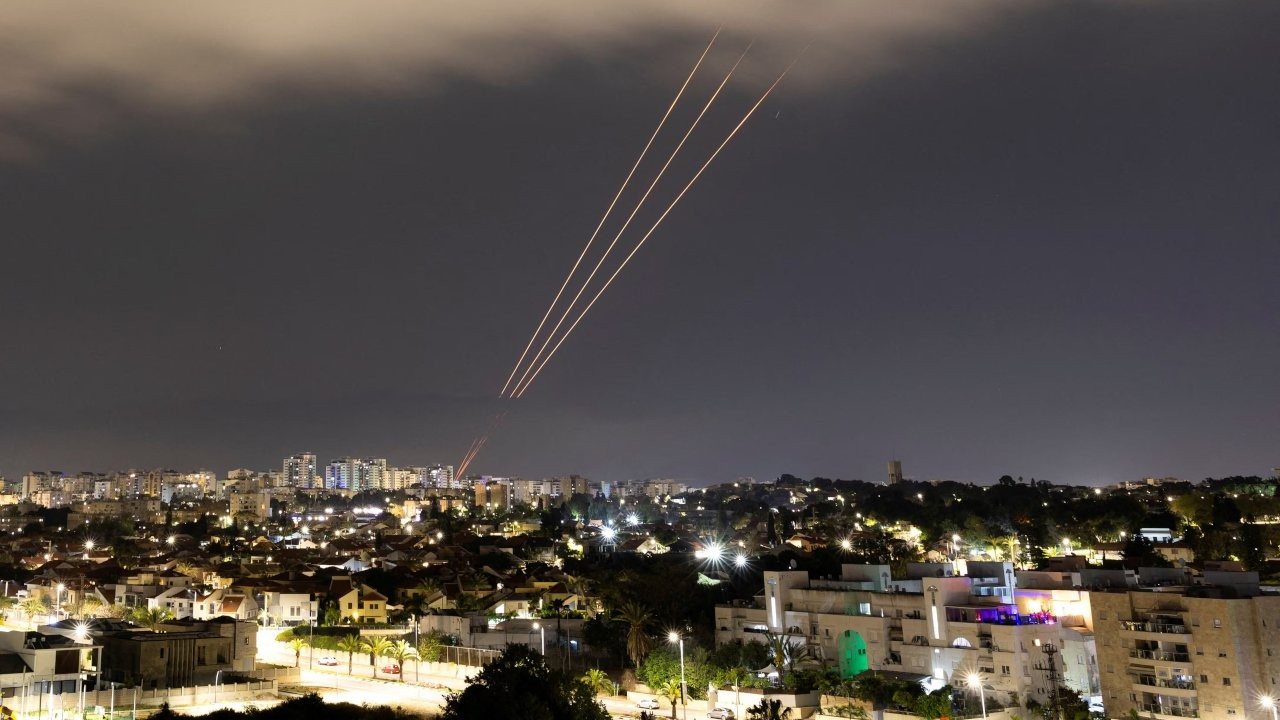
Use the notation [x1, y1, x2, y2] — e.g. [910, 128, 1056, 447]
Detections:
[716, 562, 1099, 707]
[283, 453, 317, 489]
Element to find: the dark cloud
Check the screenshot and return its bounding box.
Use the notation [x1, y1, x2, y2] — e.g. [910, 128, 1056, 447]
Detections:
[2, 2, 1278, 486]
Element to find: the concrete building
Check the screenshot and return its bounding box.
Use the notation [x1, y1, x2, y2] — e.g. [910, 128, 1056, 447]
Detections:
[96, 618, 256, 689]
[328, 576, 388, 624]
[888, 460, 904, 485]
[715, 563, 1098, 708]
[324, 457, 386, 492]
[1091, 570, 1280, 720]
[475, 478, 513, 512]
[228, 491, 270, 521]
[0, 629, 102, 707]
[283, 453, 317, 489]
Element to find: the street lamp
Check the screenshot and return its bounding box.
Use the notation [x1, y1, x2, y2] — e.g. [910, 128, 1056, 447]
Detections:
[668, 632, 687, 720]
[533, 622, 545, 655]
[1260, 695, 1277, 720]
[966, 671, 987, 719]
[56, 583, 65, 617]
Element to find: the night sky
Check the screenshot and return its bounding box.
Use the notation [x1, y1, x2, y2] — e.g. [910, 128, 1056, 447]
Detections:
[3, 2, 1278, 486]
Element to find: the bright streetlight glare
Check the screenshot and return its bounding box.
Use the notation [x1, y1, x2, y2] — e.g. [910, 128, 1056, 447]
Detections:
[734, 553, 747, 568]
[668, 631, 679, 643]
[601, 526, 616, 540]
[839, 538, 852, 551]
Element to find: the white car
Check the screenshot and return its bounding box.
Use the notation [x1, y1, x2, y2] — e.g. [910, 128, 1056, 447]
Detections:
[317, 656, 339, 666]
[635, 698, 660, 710]
[707, 709, 735, 720]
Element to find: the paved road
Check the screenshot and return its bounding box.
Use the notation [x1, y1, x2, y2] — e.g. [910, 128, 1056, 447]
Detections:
[255, 629, 694, 719]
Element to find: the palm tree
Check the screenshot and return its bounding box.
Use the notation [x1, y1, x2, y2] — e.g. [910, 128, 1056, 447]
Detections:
[287, 637, 308, 668]
[617, 601, 653, 667]
[764, 632, 809, 673]
[545, 598, 568, 670]
[581, 668, 612, 696]
[657, 677, 683, 720]
[383, 640, 419, 682]
[21, 595, 50, 621]
[362, 636, 393, 676]
[0, 595, 15, 622]
[747, 698, 791, 720]
[78, 596, 103, 619]
[129, 606, 176, 633]
[417, 578, 443, 607]
[337, 634, 363, 675]
[725, 666, 750, 712]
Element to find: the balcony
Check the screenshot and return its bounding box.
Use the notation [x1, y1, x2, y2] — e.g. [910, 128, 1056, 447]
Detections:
[1135, 676, 1196, 691]
[1134, 677, 1196, 697]
[1122, 620, 1191, 636]
[1129, 649, 1191, 663]
[1141, 704, 1198, 719]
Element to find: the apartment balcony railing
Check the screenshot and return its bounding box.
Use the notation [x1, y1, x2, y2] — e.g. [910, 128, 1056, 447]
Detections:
[1136, 677, 1196, 691]
[1130, 649, 1191, 662]
[1141, 704, 1198, 718]
[1122, 621, 1190, 634]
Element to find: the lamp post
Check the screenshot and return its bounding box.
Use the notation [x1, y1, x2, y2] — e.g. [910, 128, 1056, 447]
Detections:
[966, 671, 987, 719]
[533, 622, 545, 655]
[668, 632, 687, 720]
[214, 669, 223, 704]
[56, 583, 65, 617]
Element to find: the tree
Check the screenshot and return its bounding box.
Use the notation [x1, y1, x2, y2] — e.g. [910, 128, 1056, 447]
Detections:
[129, 606, 176, 633]
[22, 595, 51, 619]
[724, 667, 750, 711]
[337, 634, 363, 675]
[581, 668, 613, 696]
[362, 636, 393, 676]
[618, 601, 653, 667]
[383, 640, 419, 682]
[288, 637, 308, 668]
[764, 632, 809, 673]
[656, 677, 683, 720]
[747, 698, 791, 720]
[440, 644, 608, 720]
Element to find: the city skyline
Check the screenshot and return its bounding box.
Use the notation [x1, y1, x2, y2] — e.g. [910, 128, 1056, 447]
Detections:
[3, 2, 1278, 487]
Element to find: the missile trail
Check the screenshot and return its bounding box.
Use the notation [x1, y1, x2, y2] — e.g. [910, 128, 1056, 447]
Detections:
[507, 42, 754, 398]
[455, 411, 508, 479]
[512, 59, 799, 399]
[497, 28, 722, 398]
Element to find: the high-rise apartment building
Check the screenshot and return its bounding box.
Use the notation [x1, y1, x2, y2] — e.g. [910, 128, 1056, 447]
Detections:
[1091, 568, 1280, 720]
[283, 453, 317, 489]
[324, 457, 386, 492]
[474, 477, 512, 511]
[426, 464, 455, 490]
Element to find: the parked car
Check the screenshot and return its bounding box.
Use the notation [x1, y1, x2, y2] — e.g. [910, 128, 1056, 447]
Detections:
[381, 664, 401, 675]
[317, 656, 339, 666]
[635, 698, 660, 710]
[707, 709, 735, 720]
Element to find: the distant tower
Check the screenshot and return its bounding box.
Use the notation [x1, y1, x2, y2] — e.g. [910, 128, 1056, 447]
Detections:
[887, 460, 903, 485]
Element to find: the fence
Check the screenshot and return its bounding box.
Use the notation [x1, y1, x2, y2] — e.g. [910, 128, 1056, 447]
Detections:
[78, 680, 277, 714]
[240, 667, 301, 683]
[433, 645, 500, 667]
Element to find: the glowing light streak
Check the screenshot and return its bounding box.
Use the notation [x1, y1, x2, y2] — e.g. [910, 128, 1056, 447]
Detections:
[497, 28, 721, 397]
[507, 42, 752, 398]
[513, 58, 799, 397]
